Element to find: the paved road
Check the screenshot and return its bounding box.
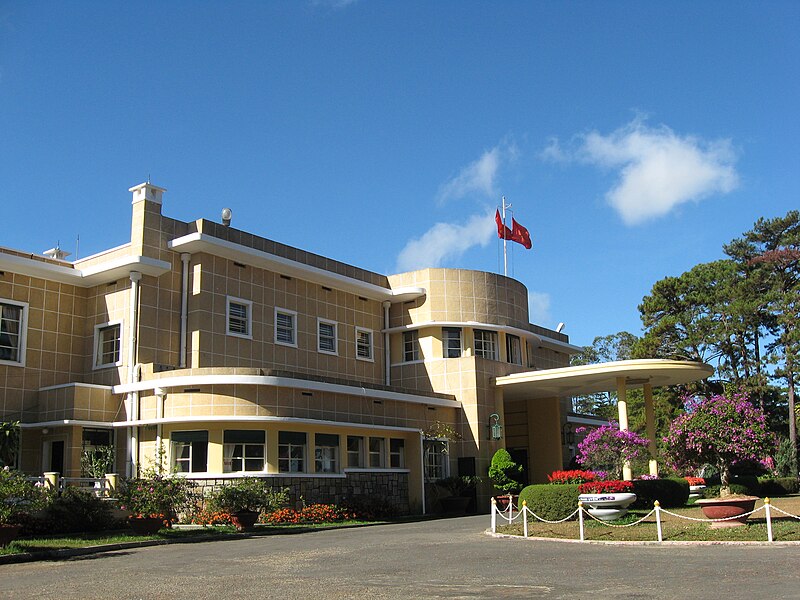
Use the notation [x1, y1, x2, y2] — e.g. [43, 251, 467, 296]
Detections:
[2, 516, 799, 599]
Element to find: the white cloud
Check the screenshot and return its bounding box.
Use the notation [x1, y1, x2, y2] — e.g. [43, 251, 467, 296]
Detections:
[528, 291, 551, 326]
[545, 119, 739, 225]
[396, 211, 496, 272]
[539, 137, 568, 163]
[436, 142, 517, 204]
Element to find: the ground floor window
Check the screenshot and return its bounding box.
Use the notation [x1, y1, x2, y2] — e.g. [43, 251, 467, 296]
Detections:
[223, 430, 266, 472]
[347, 436, 364, 468]
[390, 438, 405, 468]
[423, 440, 448, 480]
[171, 431, 208, 473]
[368, 437, 385, 468]
[315, 433, 339, 473]
[278, 431, 306, 473]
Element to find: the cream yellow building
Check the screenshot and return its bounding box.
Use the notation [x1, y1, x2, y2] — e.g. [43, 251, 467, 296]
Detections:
[6, 181, 697, 514]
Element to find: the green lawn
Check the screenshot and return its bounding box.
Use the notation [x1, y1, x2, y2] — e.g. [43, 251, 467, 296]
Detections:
[495, 495, 800, 542]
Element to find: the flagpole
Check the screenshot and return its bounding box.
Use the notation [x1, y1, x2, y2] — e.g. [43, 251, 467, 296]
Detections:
[501, 196, 511, 277]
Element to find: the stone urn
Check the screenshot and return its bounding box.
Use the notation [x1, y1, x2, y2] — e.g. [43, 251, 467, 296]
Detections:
[578, 493, 637, 521]
[695, 496, 758, 528]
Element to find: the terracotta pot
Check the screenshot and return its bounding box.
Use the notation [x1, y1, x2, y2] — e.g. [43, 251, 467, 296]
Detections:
[128, 517, 165, 535]
[230, 510, 260, 531]
[0, 524, 22, 547]
[494, 495, 517, 511]
[695, 496, 758, 528]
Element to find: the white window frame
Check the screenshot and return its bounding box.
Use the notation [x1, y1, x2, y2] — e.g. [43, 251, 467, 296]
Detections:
[226, 296, 252, 339]
[474, 329, 498, 361]
[223, 430, 266, 473]
[442, 327, 462, 359]
[314, 433, 340, 473]
[171, 431, 209, 474]
[317, 318, 338, 355]
[274, 307, 298, 347]
[389, 438, 405, 469]
[423, 439, 450, 481]
[355, 327, 374, 362]
[0, 299, 28, 367]
[278, 431, 306, 473]
[347, 435, 365, 468]
[368, 436, 385, 468]
[93, 320, 123, 369]
[402, 330, 419, 362]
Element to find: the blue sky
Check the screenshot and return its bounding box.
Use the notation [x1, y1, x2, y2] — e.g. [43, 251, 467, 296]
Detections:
[1, 2, 797, 347]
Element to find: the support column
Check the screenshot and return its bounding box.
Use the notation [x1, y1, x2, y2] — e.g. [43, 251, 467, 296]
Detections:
[643, 383, 658, 476]
[616, 377, 632, 481]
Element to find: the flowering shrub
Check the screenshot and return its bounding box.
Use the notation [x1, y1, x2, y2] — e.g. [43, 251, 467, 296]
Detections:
[547, 470, 596, 484]
[264, 503, 359, 524]
[576, 423, 650, 479]
[206, 479, 288, 514]
[637, 474, 658, 480]
[190, 508, 233, 526]
[685, 476, 705, 486]
[0, 467, 49, 524]
[578, 480, 634, 494]
[663, 392, 776, 496]
[117, 473, 194, 521]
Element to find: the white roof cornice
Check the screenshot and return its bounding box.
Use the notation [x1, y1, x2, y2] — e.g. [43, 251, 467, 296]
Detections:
[168, 232, 425, 303]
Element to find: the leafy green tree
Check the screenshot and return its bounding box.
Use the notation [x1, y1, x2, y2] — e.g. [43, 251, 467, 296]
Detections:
[571, 332, 638, 419]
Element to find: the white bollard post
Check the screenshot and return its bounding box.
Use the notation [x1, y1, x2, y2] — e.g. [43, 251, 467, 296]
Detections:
[523, 501, 528, 538]
[654, 501, 663, 542]
[578, 501, 585, 542]
[507, 494, 513, 524]
[491, 497, 497, 533]
[764, 498, 773, 543]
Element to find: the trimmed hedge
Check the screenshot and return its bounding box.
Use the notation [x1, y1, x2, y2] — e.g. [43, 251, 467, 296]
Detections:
[518, 484, 580, 521]
[757, 477, 800, 497]
[630, 477, 689, 509]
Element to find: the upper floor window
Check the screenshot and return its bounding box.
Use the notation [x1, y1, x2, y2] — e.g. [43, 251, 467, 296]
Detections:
[94, 322, 122, 368]
[172, 430, 209, 473]
[227, 297, 252, 338]
[506, 334, 522, 365]
[275, 308, 297, 347]
[356, 328, 373, 361]
[223, 430, 266, 473]
[317, 319, 338, 355]
[403, 330, 419, 362]
[442, 327, 462, 359]
[474, 329, 498, 360]
[0, 300, 27, 366]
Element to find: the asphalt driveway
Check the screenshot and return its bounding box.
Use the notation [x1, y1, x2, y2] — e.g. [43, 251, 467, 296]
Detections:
[2, 515, 799, 599]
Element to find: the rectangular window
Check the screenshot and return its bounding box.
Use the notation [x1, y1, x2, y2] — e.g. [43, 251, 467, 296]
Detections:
[506, 334, 522, 365]
[424, 440, 448, 480]
[442, 327, 462, 359]
[278, 431, 306, 473]
[94, 322, 122, 368]
[275, 308, 297, 347]
[223, 430, 266, 473]
[314, 433, 340, 473]
[368, 437, 385, 468]
[389, 438, 405, 468]
[171, 430, 209, 473]
[347, 435, 364, 468]
[474, 329, 498, 361]
[403, 330, 419, 362]
[317, 319, 338, 355]
[0, 300, 26, 365]
[227, 297, 252, 338]
[356, 328, 373, 361]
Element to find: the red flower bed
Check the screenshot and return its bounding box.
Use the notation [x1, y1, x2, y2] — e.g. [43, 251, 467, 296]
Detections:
[264, 503, 359, 525]
[191, 509, 233, 526]
[685, 476, 706, 486]
[548, 470, 597, 484]
[578, 480, 634, 494]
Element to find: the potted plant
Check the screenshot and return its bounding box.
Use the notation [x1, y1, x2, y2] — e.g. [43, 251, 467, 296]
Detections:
[663, 392, 776, 527]
[435, 475, 481, 515]
[685, 476, 706, 498]
[117, 470, 194, 534]
[0, 466, 48, 545]
[489, 449, 523, 509]
[577, 479, 636, 521]
[207, 478, 286, 531]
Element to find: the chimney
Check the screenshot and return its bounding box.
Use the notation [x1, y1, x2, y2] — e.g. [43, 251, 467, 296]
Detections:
[129, 182, 166, 205]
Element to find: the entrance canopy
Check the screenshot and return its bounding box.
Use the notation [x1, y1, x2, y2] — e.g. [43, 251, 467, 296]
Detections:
[495, 359, 714, 401]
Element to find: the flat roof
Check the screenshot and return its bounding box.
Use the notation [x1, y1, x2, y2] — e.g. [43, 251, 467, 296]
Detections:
[495, 359, 714, 401]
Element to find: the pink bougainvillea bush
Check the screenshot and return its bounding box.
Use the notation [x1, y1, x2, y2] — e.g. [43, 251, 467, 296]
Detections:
[663, 392, 776, 496]
[576, 423, 650, 480]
